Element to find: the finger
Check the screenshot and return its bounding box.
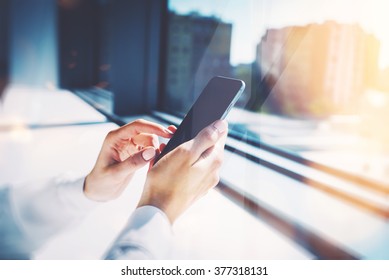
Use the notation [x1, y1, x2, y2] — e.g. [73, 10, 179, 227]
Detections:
[112, 119, 174, 140]
[113, 147, 156, 175]
[194, 135, 226, 169]
[167, 125, 177, 133]
[159, 143, 167, 153]
[199, 145, 215, 160]
[214, 128, 228, 150]
[149, 143, 167, 169]
[116, 134, 159, 161]
[190, 120, 228, 162]
[132, 133, 159, 149]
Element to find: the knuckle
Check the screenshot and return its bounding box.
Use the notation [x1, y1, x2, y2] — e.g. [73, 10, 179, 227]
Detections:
[201, 127, 216, 142]
[174, 144, 195, 165]
[176, 145, 192, 158]
[212, 151, 224, 169]
[133, 118, 146, 125]
[106, 130, 116, 140]
[211, 173, 220, 187]
[213, 155, 223, 169]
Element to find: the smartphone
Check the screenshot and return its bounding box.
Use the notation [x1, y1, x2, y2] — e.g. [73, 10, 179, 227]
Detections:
[154, 76, 245, 163]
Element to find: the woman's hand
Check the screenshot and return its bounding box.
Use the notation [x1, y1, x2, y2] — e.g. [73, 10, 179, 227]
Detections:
[138, 120, 228, 224]
[84, 119, 175, 202]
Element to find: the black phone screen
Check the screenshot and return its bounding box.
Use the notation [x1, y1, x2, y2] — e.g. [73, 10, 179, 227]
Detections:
[154, 76, 245, 163]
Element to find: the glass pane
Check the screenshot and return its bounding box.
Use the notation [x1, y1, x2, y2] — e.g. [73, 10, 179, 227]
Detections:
[164, 0, 389, 185]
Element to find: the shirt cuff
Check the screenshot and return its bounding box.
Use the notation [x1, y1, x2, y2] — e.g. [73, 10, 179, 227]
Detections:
[105, 206, 174, 260]
[55, 175, 100, 213]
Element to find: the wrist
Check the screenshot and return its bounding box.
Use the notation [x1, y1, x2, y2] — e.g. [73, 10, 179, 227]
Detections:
[137, 197, 176, 225]
[83, 173, 104, 202]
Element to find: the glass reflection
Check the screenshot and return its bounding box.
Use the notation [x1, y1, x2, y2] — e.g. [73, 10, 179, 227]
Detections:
[166, 0, 389, 185]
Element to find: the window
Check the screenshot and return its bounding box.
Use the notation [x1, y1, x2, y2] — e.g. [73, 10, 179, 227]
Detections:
[161, 0, 389, 198]
[59, 0, 165, 117]
[159, 0, 389, 259]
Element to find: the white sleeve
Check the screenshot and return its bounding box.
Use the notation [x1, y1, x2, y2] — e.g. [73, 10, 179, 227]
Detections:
[104, 206, 174, 260]
[1, 175, 99, 258]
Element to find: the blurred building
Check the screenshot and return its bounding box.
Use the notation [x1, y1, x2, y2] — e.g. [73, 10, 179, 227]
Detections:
[165, 12, 232, 113]
[0, 0, 9, 99]
[376, 67, 389, 92]
[257, 21, 380, 117]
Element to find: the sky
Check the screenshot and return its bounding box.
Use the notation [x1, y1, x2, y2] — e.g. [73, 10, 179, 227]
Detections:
[169, 0, 389, 68]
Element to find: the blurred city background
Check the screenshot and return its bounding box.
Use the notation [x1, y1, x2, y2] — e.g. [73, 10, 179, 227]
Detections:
[159, 0, 389, 185]
[1, 0, 388, 203]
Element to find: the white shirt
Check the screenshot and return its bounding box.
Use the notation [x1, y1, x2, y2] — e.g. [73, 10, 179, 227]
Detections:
[0, 176, 173, 259]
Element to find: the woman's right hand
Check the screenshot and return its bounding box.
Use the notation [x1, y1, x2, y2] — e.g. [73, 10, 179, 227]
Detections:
[137, 120, 228, 224]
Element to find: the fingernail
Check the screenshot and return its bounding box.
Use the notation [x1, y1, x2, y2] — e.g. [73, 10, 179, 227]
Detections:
[213, 120, 227, 133]
[164, 128, 174, 134]
[142, 148, 156, 161]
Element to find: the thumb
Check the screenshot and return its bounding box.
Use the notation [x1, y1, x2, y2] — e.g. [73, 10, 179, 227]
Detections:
[114, 147, 157, 175]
